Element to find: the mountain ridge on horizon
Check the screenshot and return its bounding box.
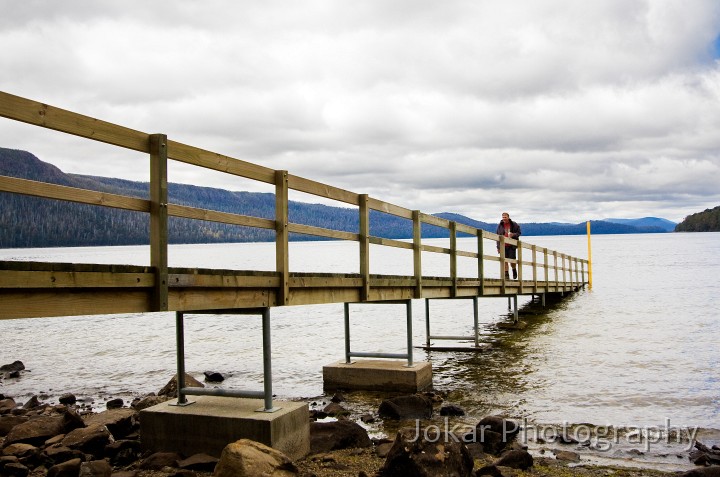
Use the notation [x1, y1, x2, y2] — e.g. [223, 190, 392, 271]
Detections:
[0, 147, 675, 248]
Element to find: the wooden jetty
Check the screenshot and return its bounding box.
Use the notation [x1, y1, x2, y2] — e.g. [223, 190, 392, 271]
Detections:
[0, 91, 589, 458]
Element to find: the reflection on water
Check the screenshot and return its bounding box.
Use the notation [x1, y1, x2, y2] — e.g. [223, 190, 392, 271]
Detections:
[1, 233, 718, 469]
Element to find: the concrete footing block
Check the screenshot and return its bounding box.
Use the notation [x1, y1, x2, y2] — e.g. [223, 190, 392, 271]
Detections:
[323, 359, 432, 393]
[139, 396, 309, 461]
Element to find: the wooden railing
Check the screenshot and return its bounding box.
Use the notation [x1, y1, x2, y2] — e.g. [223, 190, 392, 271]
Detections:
[0, 91, 588, 316]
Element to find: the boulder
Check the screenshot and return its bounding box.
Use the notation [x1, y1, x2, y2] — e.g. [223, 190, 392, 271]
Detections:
[680, 468, 720, 477]
[0, 361, 25, 373]
[158, 374, 205, 398]
[464, 415, 520, 455]
[439, 405, 465, 416]
[2, 443, 38, 459]
[106, 398, 124, 410]
[0, 398, 18, 414]
[104, 439, 142, 466]
[2, 462, 29, 477]
[493, 449, 533, 469]
[378, 427, 474, 477]
[131, 395, 169, 411]
[378, 394, 433, 419]
[213, 439, 298, 477]
[0, 416, 29, 437]
[140, 451, 182, 470]
[47, 457, 82, 477]
[203, 371, 224, 383]
[310, 420, 372, 454]
[84, 408, 137, 439]
[21, 396, 41, 410]
[58, 394, 77, 405]
[178, 453, 219, 472]
[4, 415, 66, 447]
[322, 403, 347, 417]
[44, 445, 85, 465]
[553, 450, 580, 462]
[62, 408, 86, 433]
[61, 424, 113, 458]
[79, 459, 112, 477]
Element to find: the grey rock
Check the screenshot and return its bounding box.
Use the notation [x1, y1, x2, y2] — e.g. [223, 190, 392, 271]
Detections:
[47, 457, 82, 477]
[177, 453, 219, 472]
[378, 394, 433, 420]
[310, 420, 372, 454]
[84, 408, 137, 439]
[4, 415, 65, 447]
[139, 451, 182, 470]
[0, 415, 29, 437]
[79, 459, 112, 477]
[61, 424, 113, 458]
[158, 374, 204, 398]
[213, 439, 297, 477]
[2, 462, 29, 477]
[379, 426, 474, 477]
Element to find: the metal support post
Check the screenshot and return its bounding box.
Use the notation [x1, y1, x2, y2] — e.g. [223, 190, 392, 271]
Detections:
[344, 303, 351, 364]
[406, 299, 414, 367]
[175, 311, 193, 406]
[513, 295, 518, 323]
[171, 308, 278, 412]
[473, 297, 479, 347]
[344, 301, 414, 366]
[260, 308, 275, 412]
[425, 298, 431, 349]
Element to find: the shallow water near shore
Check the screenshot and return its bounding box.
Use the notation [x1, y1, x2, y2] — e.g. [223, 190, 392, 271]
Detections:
[1, 232, 718, 471]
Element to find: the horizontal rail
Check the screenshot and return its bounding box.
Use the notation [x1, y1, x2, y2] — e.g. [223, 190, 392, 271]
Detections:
[180, 387, 265, 399]
[429, 335, 476, 341]
[348, 352, 410, 360]
[0, 91, 589, 318]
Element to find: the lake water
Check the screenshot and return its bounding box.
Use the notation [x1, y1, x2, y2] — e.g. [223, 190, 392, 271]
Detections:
[1, 232, 718, 470]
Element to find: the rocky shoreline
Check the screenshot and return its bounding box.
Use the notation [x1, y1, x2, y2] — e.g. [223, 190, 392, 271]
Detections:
[2, 364, 718, 477]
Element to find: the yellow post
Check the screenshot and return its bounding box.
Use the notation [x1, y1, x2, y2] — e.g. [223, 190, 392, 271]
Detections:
[586, 221, 593, 289]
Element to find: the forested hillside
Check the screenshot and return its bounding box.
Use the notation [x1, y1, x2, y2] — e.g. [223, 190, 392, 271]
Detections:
[0, 147, 669, 248]
[674, 206, 720, 232]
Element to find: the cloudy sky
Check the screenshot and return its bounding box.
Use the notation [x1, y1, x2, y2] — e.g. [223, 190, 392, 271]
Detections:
[1, 0, 719, 223]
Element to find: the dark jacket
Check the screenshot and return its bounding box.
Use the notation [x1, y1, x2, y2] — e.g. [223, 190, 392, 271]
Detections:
[496, 220, 521, 250]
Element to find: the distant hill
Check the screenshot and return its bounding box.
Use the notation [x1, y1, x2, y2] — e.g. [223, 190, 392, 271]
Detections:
[674, 206, 720, 232]
[0, 147, 671, 248]
[603, 217, 677, 232]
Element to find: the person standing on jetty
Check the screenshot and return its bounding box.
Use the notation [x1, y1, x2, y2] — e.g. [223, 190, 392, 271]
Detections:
[496, 212, 521, 279]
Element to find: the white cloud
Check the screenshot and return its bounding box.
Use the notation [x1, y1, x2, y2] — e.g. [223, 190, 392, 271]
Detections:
[1, 0, 720, 224]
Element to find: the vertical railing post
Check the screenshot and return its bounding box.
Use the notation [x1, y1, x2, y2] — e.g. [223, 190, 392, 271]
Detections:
[562, 254, 567, 292]
[450, 221, 457, 297]
[275, 171, 289, 306]
[413, 211, 422, 298]
[150, 134, 168, 311]
[517, 240, 523, 291]
[359, 194, 370, 302]
[532, 245, 538, 294]
[543, 248, 549, 293]
[575, 257, 580, 287]
[499, 235, 506, 294]
[477, 231, 485, 296]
